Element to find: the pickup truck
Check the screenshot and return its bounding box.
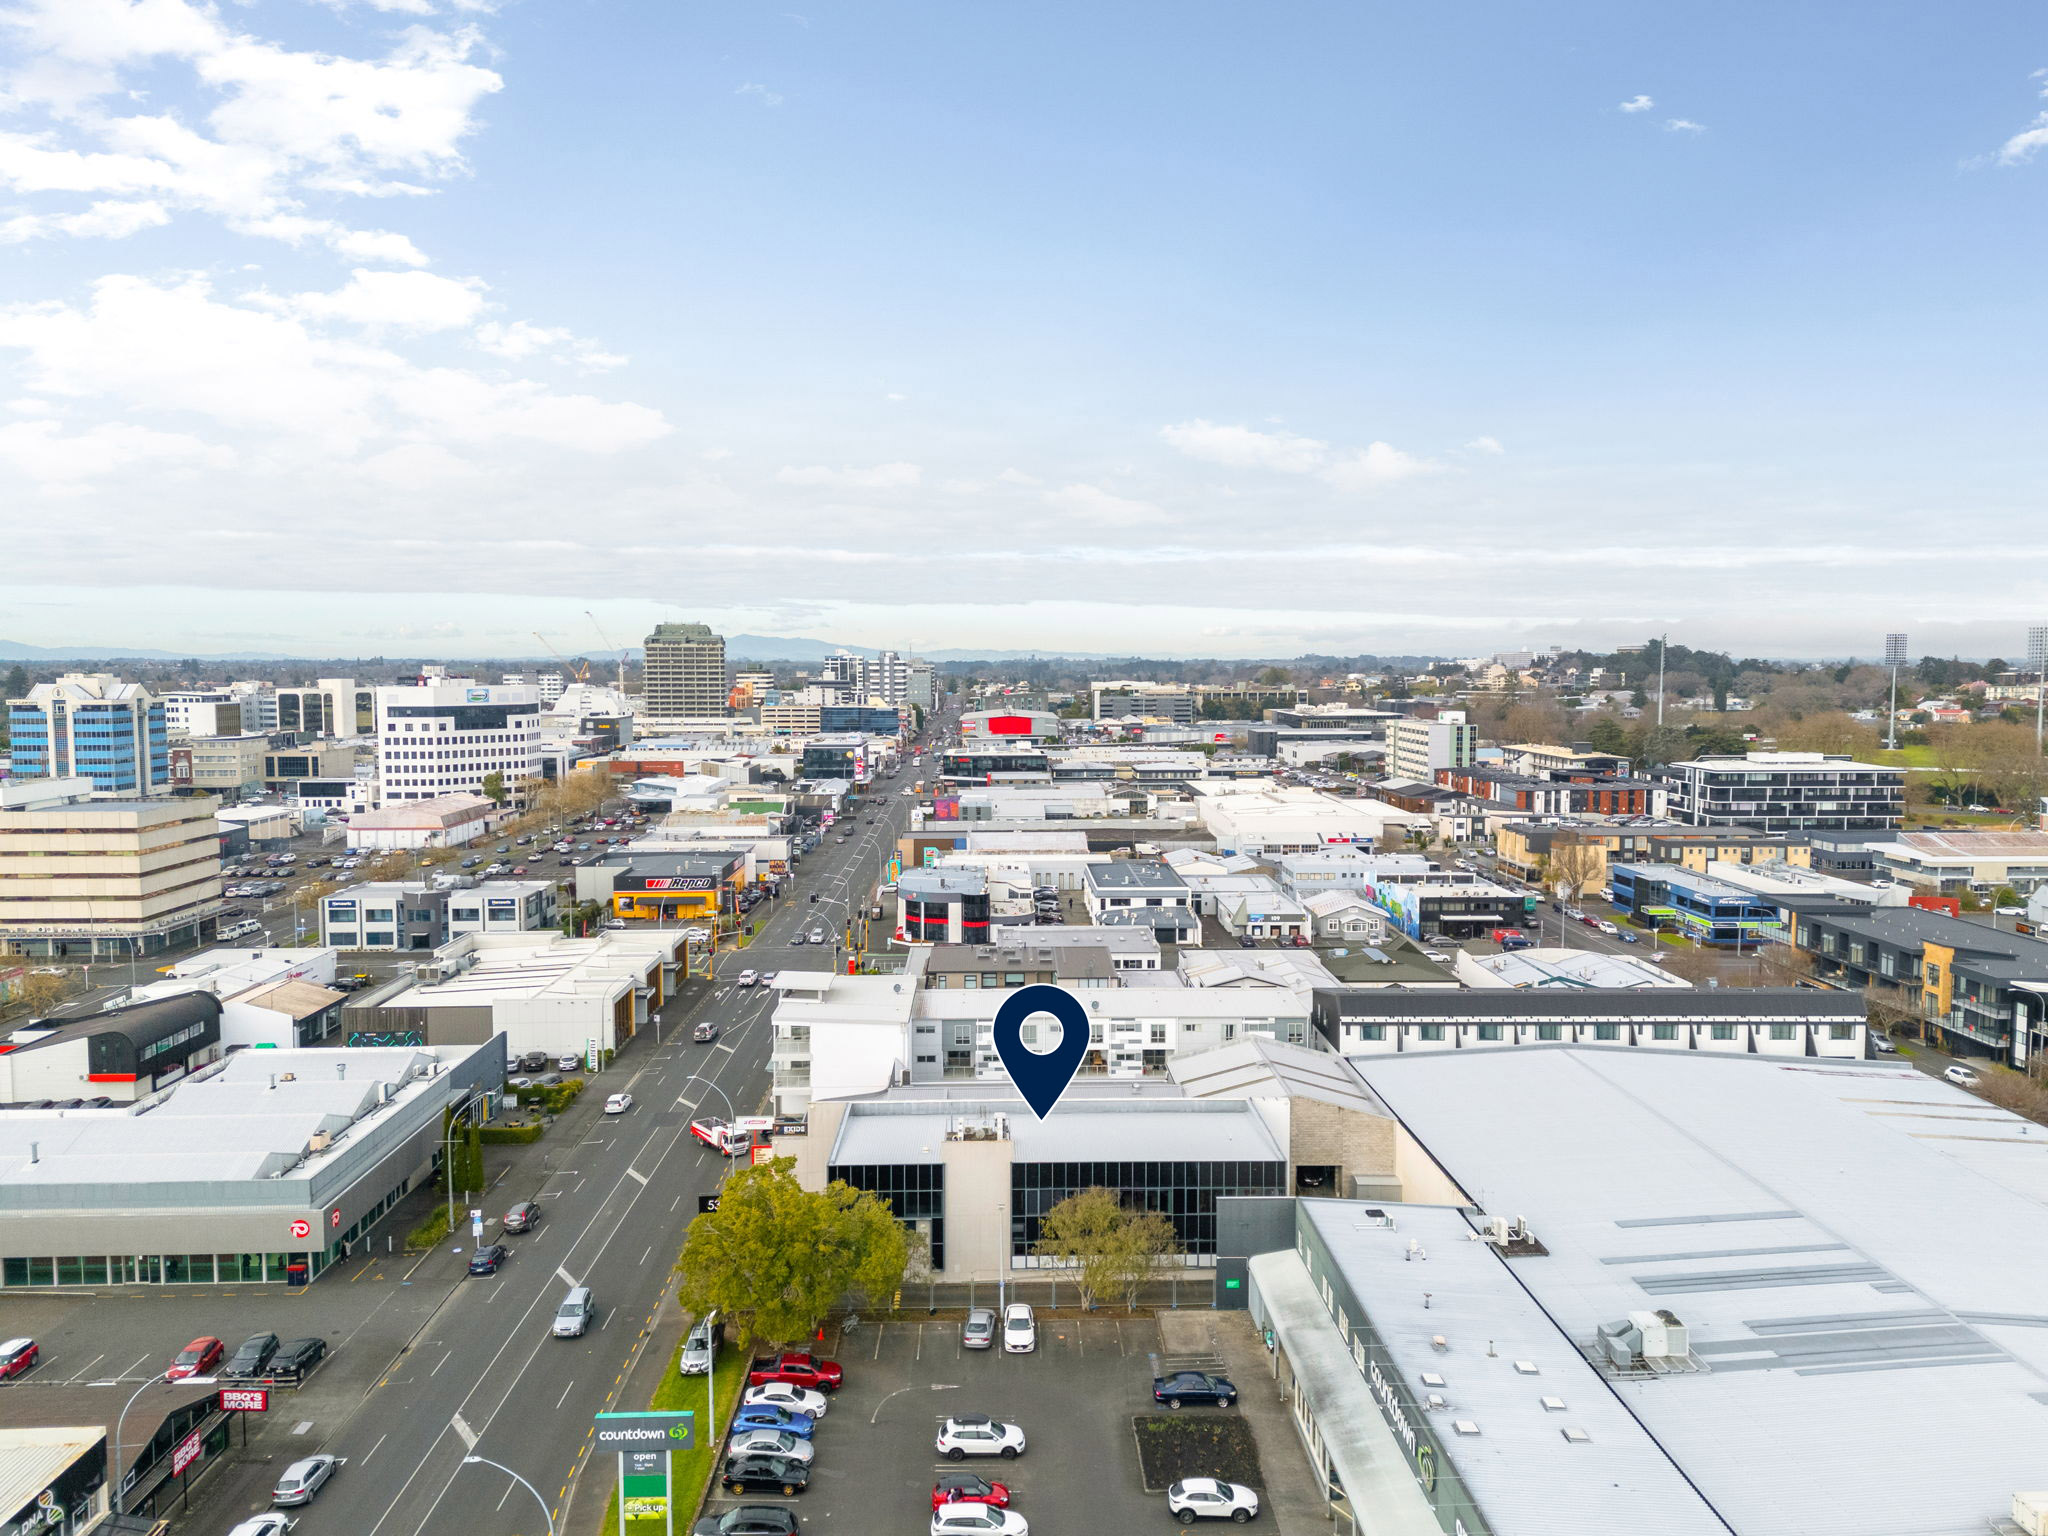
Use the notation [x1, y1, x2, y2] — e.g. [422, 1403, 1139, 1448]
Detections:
[747, 1352, 843, 1392]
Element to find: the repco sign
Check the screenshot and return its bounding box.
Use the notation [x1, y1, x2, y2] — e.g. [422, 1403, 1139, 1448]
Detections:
[593, 1411, 693, 1450]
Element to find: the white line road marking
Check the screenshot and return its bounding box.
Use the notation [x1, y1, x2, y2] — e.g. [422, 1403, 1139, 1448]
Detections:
[671, 1195, 683, 1212]
[641, 1246, 653, 1266]
[451, 1413, 478, 1451]
[64, 1354, 106, 1384]
[625, 1168, 648, 1186]
[556, 1266, 579, 1287]
[431, 1349, 453, 1377]
[555, 1379, 576, 1410]
[363, 1433, 387, 1464]
[714, 1043, 735, 1054]
[294, 1420, 315, 1435]
[118, 1354, 151, 1379]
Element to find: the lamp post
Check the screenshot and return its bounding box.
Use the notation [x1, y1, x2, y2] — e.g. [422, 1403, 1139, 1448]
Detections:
[702, 1308, 722, 1442]
[682, 1074, 735, 1123]
[444, 1085, 494, 1234]
[461, 1456, 556, 1536]
[114, 1374, 215, 1515]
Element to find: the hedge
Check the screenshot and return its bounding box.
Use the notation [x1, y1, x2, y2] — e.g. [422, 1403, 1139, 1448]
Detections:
[406, 1206, 452, 1250]
[480, 1122, 546, 1145]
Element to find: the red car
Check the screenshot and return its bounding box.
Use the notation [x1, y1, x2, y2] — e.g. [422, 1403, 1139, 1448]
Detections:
[746, 1352, 843, 1392]
[0, 1338, 38, 1380]
[166, 1336, 223, 1380]
[933, 1474, 1010, 1511]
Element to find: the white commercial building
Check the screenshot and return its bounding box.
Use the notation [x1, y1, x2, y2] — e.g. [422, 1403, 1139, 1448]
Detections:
[344, 792, 497, 851]
[374, 679, 540, 806]
[1383, 711, 1475, 782]
[1453, 945, 1689, 989]
[1196, 787, 1424, 858]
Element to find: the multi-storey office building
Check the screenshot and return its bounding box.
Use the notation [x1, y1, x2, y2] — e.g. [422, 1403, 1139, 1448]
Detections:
[1090, 680, 1195, 724]
[1659, 751, 1905, 833]
[1384, 712, 1475, 782]
[319, 880, 558, 952]
[6, 674, 169, 798]
[373, 680, 539, 805]
[275, 679, 374, 738]
[1608, 862, 1787, 946]
[642, 622, 728, 718]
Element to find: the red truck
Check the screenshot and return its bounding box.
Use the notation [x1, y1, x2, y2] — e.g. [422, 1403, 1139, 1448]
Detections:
[747, 1352, 843, 1392]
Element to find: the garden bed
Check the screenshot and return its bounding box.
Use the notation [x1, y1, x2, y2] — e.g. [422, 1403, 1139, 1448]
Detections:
[1131, 1413, 1264, 1494]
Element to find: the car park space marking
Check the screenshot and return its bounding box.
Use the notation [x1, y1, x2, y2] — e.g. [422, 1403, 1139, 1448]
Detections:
[62, 1353, 105, 1383]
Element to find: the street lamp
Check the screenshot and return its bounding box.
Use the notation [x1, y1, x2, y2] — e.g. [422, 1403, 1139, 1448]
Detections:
[461, 1456, 556, 1536]
[114, 1374, 214, 1514]
[444, 1085, 494, 1234]
[1884, 633, 1908, 752]
[682, 1074, 735, 1123]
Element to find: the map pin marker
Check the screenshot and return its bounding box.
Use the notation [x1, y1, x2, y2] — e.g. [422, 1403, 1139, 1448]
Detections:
[992, 984, 1090, 1120]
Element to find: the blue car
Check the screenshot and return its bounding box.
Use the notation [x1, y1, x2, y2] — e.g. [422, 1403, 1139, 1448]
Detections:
[728, 1404, 815, 1439]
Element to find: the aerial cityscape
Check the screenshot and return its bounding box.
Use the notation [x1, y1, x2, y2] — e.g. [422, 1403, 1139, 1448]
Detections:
[3, 5, 2047, 1536]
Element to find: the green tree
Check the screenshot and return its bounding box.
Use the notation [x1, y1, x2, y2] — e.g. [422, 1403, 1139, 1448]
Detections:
[1583, 715, 1630, 756]
[1255, 666, 1291, 687]
[1, 665, 27, 702]
[675, 1158, 910, 1345]
[481, 771, 508, 805]
[1033, 1186, 1180, 1312]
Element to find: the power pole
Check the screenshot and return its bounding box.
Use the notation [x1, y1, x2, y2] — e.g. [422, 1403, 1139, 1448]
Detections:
[2030, 627, 2048, 759]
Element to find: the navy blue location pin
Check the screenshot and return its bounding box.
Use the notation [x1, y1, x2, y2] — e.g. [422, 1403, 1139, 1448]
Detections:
[992, 984, 1090, 1120]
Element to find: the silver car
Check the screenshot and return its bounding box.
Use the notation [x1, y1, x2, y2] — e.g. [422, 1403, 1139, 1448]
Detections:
[962, 1308, 997, 1349]
[725, 1429, 815, 1464]
[272, 1454, 339, 1507]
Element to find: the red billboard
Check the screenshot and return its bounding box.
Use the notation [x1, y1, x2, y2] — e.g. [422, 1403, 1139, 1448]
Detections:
[985, 715, 1034, 735]
[219, 1388, 270, 1413]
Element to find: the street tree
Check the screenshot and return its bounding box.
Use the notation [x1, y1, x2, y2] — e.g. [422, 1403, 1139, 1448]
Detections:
[480, 771, 508, 806]
[675, 1157, 910, 1345]
[17, 970, 76, 1019]
[1033, 1186, 1180, 1312]
[1544, 836, 1604, 905]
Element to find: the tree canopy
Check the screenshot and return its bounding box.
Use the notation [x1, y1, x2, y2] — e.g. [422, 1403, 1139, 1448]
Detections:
[1033, 1186, 1179, 1311]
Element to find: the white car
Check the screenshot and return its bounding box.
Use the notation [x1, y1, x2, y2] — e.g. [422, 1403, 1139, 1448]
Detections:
[683, 927, 712, 941]
[1996, 905, 2025, 916]
[228, 1517, 297, 1536]
[725, 1428, 816, 1464]
[1002, 1303, 1035, 1353]
[604, 1093, 634, 1114]
[1168, 1477, 1260, 1524]
[935, 1414, 1025, 1460]
[1873, 1036, 1898, 1054]
[742, 1381, 828, 1418]
[1944, 1064, 1980, 1088]
[736, 969, 759, 988]
[933, 1506, 1029, 1536]
[1423, 950, 1452, 964]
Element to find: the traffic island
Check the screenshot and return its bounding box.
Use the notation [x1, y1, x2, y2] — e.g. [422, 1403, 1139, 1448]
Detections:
[1131, 1414, 1265, 1494]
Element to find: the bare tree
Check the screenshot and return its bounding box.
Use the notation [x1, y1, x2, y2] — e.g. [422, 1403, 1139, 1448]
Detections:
[1544, 835, 1606, 906]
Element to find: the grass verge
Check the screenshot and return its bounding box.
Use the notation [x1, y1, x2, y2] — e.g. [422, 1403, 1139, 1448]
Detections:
[600, 1340, 749, 1535]
[405, 1204, 452, 1251]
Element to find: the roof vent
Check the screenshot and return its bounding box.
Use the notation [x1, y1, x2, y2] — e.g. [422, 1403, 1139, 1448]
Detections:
[1453, 1421, 1480, 1436]
[1540, 1396, 1567, 1412]
[1514, 1360, 1539, 1375]
[1424, 1393, 1448, 1411]
[1562, 1427, 1592, 1444]
[1420, 1372, 1445, 1388]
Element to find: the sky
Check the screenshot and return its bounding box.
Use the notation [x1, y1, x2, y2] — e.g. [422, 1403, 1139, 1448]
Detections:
[0, 0, 2044, 661]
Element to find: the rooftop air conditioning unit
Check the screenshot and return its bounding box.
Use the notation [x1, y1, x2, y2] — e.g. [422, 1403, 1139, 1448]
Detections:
[2012, 1492, 2048, 1536]
[1482, 1216, 1511, 1246]
[1629, 1309, 1688, 1359]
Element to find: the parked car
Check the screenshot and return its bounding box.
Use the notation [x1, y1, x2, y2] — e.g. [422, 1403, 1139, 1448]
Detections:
[693, 1509, 799, 1536]
[517, 1051, 550, 1072]
[557, 1054, 581, 1072]
[693, 1021, 720, 1044]
[167, 1335, 223, 1380]
[727, 1403, 815, 1439]
[741, 1381, 828, 1419]
[721, 1453, 809, 1497]
[604, 1093, 634, 1115]
[746, 1352, 841, 1391]
[932, 1507, 1028, 1536]
[680, 1316, 719, 1376]
[932, 1474, 1011, 1511]
[1153, 1371, 1237, 1409]
[268, 1337, 327, 1384]
[1168, 1478, 1260, 1524]
[1945, 1064, 1981, 1087]
[1873, 1035, 1898, 1054]
[0, 1338, 38, 1380]
[726, 1429, 815, 1465]
[226, 1516, 296, 1536]
[503, 1200, 541, 1233]
[468, 1244, 509, 1276]
[789, 932, 806, 946]
[1002, 1303, 1035, 1354]
[962, 1308, 997, 1350]
[935, 1415, 1025, 1460]
[271, 1453, 340, 1506]
[1423, 949, 1452, 963]
[222, 1332, 281, 1380]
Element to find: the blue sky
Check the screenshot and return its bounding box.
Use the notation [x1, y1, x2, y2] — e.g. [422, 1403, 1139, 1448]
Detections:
[0, 0, 2043, 659]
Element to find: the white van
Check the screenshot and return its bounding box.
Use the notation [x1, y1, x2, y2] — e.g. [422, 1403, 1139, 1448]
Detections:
[224, 919, 264, 942]
[552, 1286, 593, 1337]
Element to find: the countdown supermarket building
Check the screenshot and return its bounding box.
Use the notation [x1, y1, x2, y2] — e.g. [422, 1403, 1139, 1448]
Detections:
[0, 1038, 500, 1289]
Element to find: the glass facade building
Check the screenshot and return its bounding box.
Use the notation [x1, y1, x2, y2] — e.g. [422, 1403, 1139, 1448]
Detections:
[1012, 1158, 1286, 1267]
[829, 1162, 946, 1271]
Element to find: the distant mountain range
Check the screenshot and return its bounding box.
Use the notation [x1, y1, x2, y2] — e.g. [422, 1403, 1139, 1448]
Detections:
[0, 639, 304, 661]
[725, 634, 1119, 663]
[0, 634, 1120, 665]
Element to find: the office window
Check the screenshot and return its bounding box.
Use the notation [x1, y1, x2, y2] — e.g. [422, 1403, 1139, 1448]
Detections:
[1712, 1024, 1736, 1040]
[1594, 1024, 1619, 1041]
[1652, 1024, 1678, 1041]
[1418, 1025, 1443, 1042]
[1770, 1024, 1795, 1040]
[1829, 1025, 1855, 1040]
[1536, 1025, 1560, 1042]
[1355, 1025, 1384, 1041]
[1477, 1024, 1501, 1042]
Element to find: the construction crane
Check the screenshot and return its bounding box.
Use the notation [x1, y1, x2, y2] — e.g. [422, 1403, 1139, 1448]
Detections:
[532, 633, 592, 685]
[586, 611, 629, 693]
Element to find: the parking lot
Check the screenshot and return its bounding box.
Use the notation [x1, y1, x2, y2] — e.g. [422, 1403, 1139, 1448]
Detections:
[703, 1314, 1279, 1533]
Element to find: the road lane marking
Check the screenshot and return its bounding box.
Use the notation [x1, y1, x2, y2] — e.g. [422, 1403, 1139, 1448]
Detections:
[363, 1433, 387, 1464]
[556, 1266, 579, 1287]
[625, 1167, 648, 1186]
[431, 1349, 453, 1377]
[451, 1413, 478, 1451]
[555, 1379, 576, 1410]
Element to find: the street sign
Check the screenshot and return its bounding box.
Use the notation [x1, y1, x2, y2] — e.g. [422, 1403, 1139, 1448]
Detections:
[593, 1410, 694, 1450]
[289, 1219, 312, 1240]
[697, 1194, 720, 1215]
[170, 1429, 203, 1476]
[219, 1388, 270, 1413]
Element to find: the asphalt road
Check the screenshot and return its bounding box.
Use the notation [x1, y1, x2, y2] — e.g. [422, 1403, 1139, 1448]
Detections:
[186, 760, 929, 1536]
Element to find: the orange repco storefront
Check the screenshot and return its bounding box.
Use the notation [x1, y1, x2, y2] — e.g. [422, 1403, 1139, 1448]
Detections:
[606, 851, 745, 923]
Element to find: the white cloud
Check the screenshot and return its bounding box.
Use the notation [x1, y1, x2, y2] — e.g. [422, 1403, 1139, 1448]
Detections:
[1464, 435, 1504, 454]
[0, 417, 232, 490]
[0, 1, 502, 256]
[995, 467, 1041, 486]
[0, 273, 669, 457]
[1665, 119, 1706, 134]
[0, 197, 169, 243]
[474, 320, 625, 371]
[1619, 95, 1654, 113]
[736, 83, 784, 108]
[1042, 482, 1167, 525]
[259, 268, 487, 331]
[776, 462, 922, 490]
[1160, 418, 1327, 473]
[1319, 441, 1434, 492]
[1996, 71, 2048, 164]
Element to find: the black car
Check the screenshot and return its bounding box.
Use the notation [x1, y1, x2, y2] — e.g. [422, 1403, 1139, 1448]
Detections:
[269, 1337, 327, 1384]
[1154, 1371, 1237, 1409]
[221, 1332, 280, 1380]
[693, 1508, 799, 1536]
[502, 1201, 540, 1234]
[468, 1244, 508, 1275]
[722, 1454, 809, 1497]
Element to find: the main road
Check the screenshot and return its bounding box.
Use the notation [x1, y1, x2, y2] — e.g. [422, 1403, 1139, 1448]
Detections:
[278, 745, 933, 1536]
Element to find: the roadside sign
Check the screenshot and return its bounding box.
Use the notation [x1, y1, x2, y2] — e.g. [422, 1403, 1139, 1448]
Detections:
[170, 1429, 203, 1476]
[219, 1388, 269, 1413]
[697, 1194, 720, 1215]
[594, 1410, 694, 1450]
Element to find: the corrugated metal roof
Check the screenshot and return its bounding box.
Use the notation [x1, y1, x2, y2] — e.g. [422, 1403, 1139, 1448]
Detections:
[0, 1430, 100, 1523]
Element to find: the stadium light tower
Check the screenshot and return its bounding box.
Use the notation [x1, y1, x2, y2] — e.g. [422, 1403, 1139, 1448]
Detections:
[2029, 626, 2048, 755]
[1883, 633, 1907, 752]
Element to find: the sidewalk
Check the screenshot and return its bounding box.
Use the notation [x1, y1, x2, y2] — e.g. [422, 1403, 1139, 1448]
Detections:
[1207, 1310, 1332, 1536]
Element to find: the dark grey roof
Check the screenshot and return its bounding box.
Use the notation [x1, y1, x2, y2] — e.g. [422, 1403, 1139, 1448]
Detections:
[1800, 906, 2048, 980]
[11, 990, 221, 1054]
[1085, 858, 1187, 891]
[1310, 986, 1864, 1022]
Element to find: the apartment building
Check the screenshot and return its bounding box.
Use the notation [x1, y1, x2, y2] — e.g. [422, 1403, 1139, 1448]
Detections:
[6, 673, 169, 798]
[1091, 680, 1195, 724]
[0, 777, 223, 958]
[1660, 751, 1905, 833]
[374, 679, 540, 805]
[643, 622, 728, 718]
[169, 733, 269, 796]
[1385, 711, 1474, 781]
